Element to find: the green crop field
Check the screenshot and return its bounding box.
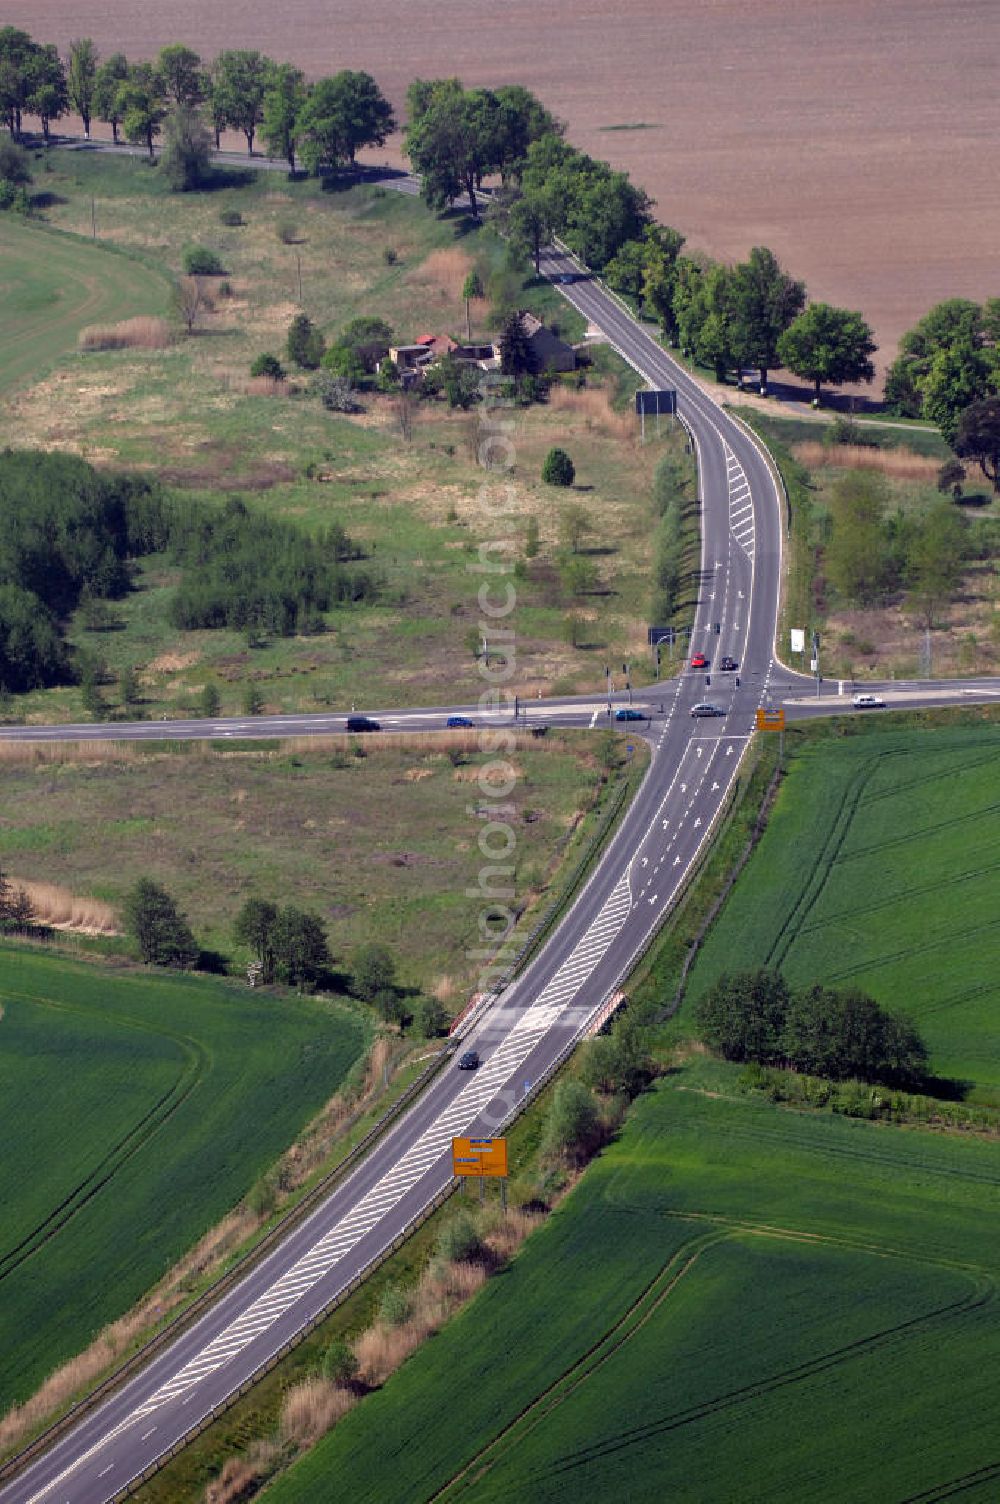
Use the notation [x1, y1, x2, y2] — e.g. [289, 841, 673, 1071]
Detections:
[0, 944, 367, 1412]
[266, 1053, 1000, 1504]
[0, 217, 168, 396]
[686, 720, 1000, 1104]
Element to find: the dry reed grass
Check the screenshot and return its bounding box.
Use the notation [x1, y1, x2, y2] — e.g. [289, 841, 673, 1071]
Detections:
[406, 246, 473, 301]
[10, 879, 119, 936]
[78, 317, 173, 351]
[791, 441, 940, 480]
[203, 1442, 280, 1504]
[243, 375, 292, 398]
[202, 1184, 547, 1486]
[279, 1378, 356, 1448]
[0, 740, 140, 767]
[548, 384, 635, 442]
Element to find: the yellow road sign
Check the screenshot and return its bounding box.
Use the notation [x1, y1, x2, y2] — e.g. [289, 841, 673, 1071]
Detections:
[452, 1136, 508, 1178]
[756, 707, 785, 731]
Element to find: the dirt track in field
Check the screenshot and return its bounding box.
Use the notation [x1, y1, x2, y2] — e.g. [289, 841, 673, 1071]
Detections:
[13, 0, 1000, 371]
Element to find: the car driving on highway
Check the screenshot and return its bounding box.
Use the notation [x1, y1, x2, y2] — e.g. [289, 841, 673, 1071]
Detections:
[852, 693, 885, 709]
[691, 653, 709, 669]
[719, 656, 739, 671]
[614, 707, 645, 721]
[458, 1050, 480, 1070]
[346, 715, 381, 732]
[446, 715, 474, 727]
[690, 703, 725, 718]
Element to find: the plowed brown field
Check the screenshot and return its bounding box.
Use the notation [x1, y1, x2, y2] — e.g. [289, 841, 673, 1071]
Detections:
[12, 0, 1000, 368]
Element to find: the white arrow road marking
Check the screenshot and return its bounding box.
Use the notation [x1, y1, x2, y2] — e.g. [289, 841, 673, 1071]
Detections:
[694, 817, 702, 828]
[674, 855, 681, 866]
[641, 856, 649, 866]
[696, 747, 703, 758]
[712, 781, 720, 791]
[648, 894, 658, 905]
[726, 745, 734, 756]
[680, 783, 687, 793]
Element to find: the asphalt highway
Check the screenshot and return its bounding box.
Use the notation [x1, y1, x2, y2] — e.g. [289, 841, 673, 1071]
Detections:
[3, 161, 999, 1504]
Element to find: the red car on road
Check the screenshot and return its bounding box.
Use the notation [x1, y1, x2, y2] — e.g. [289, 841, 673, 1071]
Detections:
[690, 653, 709, 669]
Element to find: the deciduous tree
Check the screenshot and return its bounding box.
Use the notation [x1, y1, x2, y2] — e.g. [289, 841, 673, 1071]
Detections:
[26, 43, 68, 140]
[67, 38, 97, 138]
[210, 49, 271, 154]
[354, 941, 396, 1001]
[233, 897, 278, 982]
[954, 396, 1000, 491]
[777, 302, 876, 403]
[93, 52, 128, 143]
[123, 877, 198, 968]
[729, 245, 805, 393]
[156, 45, 205, 107]
[261, 63, 305, 172]
[160, 103, 213, 191]
[297, 70, 395, 174]
[117, 64, 166, 159]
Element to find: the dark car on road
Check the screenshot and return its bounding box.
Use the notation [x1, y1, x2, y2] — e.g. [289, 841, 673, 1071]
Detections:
[458, 1049, 480, 1070]
[690, 703, 725, 718]
[719, 656, 739, 671]
[346, 715, 381, 732]
[614, 708, 645, 721]
[690, 653, 709, 669]
[446, 715, 474, 727]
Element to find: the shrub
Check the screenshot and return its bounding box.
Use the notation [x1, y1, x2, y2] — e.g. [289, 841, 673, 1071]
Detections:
[218, 208, 243, 227]
[312, 371, 356, 412]
[287, 312, 325, 371]
[0, 139, 32, 186]
[415, 996, 449, 1038]
[250, 352, 285, 380]
[354, 942, 396, 1001]
[435, 1215, 482, 1264]
[382, 245, 398, 265]
[378, 1283, 411, 1326]
[542, 1080, 602, 1164]
[542, 447, 575, 486]
[0, 179, 30, 214]
[321, 1340, 359, 1388]
[276, 218, 299, 245]
[182, 245, 224, 276]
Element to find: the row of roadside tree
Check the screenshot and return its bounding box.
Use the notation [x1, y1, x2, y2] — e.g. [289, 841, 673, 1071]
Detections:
[6, 24, 1000, 461]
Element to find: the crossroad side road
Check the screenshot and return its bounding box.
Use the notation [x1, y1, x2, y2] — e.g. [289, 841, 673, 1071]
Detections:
[2, 181, 999, 1504]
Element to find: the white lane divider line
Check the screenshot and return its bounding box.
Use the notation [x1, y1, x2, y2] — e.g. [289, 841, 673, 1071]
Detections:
[129, 870, 634, 1422]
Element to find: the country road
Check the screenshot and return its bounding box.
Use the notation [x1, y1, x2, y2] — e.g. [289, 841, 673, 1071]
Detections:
[2, 145, 999, 1504]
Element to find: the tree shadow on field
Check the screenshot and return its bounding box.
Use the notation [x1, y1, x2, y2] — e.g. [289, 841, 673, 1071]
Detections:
[29, 190, 67, 210]
[199, 165, 257, 193]
[919, 1071, 971, 1103]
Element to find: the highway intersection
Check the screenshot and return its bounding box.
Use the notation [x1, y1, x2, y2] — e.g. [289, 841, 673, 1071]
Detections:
[3, 209, 999, 1504]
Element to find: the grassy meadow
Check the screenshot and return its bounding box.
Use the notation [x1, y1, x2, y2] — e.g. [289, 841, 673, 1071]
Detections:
[266, 1052, 1000, 1504]
[0, 153, 686, 721]
[741, 411, 1000, 680]
[0, 732, 627, 996]
[686, 718, 1000, 1104]
[0, 944, 367, 1414]
[0, 214, 169, 397]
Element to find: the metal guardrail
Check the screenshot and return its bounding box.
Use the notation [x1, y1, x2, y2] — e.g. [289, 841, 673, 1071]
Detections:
[0, 1039, 456, 1487]
[7, 220, 747, 1504]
